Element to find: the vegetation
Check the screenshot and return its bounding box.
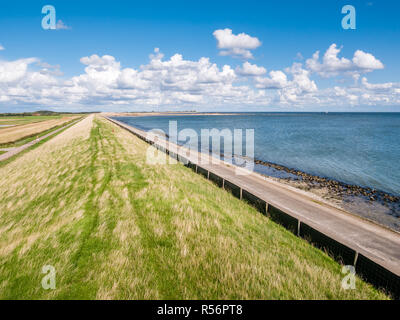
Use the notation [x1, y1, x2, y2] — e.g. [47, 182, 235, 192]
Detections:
[0, 116, 388, 299]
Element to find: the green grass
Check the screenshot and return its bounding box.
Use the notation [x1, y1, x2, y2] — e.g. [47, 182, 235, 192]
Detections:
[0, 116, 389, 299]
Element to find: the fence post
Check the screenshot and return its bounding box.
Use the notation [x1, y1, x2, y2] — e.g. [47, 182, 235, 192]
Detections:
[353, 252, 359, 266]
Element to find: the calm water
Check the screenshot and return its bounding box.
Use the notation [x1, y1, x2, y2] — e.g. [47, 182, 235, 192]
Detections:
[114, 113, 400, 196]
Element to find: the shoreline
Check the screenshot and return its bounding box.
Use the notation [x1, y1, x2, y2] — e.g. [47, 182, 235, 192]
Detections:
[102, 111, 245, 117]
[254, 158, 399, 201]
[252, 158, 400, 232]
[109, 113, 400, 232]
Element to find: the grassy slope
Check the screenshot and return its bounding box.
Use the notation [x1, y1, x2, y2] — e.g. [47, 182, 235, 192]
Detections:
[0, 116, 388, 299]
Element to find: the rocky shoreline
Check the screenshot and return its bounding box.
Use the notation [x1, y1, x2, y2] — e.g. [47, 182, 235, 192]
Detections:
[253, 158, 400, 231]
[254, 158, 399, 203]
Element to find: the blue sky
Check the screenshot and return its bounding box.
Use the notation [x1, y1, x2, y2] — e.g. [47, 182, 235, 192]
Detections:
[0, 0, 399, 111]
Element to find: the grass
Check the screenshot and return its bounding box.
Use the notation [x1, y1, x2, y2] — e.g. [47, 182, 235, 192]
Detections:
[0, 116, 389, 299]
[0, 116, 79, 145]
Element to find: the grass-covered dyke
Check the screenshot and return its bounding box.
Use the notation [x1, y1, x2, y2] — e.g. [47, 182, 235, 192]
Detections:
[0, 116, 389, 299]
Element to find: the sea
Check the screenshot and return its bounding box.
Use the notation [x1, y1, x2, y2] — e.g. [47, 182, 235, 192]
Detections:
[113, 113, 400, 197]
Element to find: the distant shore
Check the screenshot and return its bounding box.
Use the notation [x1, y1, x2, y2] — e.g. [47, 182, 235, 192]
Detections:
[101, 111, 245, 117]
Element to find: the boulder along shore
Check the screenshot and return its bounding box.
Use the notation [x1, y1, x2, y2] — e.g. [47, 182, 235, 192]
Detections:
[253, 158, 400, 232]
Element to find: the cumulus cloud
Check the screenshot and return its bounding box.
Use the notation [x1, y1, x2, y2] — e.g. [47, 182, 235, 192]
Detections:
[286, 63, 317, 93]
[276, 63, 317, 103]
[254, 63, 317, 104]
[0, 48, 260, 110]
[0, 45, 4, 51]
[213, 29, 261, 59]
[0, 43, 398, 111]
[361, 77, 399, 93]
[236, 62, 266, 76]
[255, 70, 288, 89]
[353, 50, 384, 70]
[0, 58, 39, 83]
[306, 44, 383, 77]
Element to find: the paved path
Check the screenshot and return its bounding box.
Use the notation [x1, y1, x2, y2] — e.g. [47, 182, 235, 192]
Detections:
[0, 119, 82, 162]
[0, 147, 16, 152]
[106, 116, 400, 277]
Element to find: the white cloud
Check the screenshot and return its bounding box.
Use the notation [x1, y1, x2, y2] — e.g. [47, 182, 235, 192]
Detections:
[286, 63, 317, 94]
[353, 50, 384, 71]
[0, 45, 4, 51]
[0, 44, 398, 111]
[361, 77, 399, 93]
[0, 58, 38, 83]
[255, 70, 288, 89]
[5, 49, 248, 109]
[306, 44, 352, 77]
[213, 29, 261, 59]
[277, 63, 317, 104]
[236, 62, 266, 76]
[306, 44, 383, 77]
[254, 63, 317, 104]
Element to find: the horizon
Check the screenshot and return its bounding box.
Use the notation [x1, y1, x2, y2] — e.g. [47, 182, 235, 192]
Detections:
[3, 110, 400, 114]
[1, 0, 400, 112]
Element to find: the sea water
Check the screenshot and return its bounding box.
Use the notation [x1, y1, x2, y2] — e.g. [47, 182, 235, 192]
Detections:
[114, 113, 400, 196]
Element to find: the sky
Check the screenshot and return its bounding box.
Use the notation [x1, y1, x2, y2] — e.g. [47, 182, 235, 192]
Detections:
[0, 0, 400, 112]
